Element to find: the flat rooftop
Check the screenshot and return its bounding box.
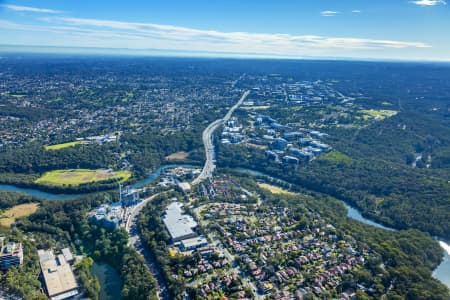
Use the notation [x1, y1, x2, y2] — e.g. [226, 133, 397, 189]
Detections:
[38, 250, 78, 299]
[163, 202, 197, 241]
[181, 236, 208, 248]
[0, 242, 22, 257]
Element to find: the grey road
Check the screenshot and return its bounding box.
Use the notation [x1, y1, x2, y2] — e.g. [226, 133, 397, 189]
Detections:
[125, 192, 170, 300]
[192, 90, 250, 185]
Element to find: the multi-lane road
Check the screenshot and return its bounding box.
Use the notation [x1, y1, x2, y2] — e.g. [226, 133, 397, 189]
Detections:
[192, 90, 250, 185]
[125, 192, 170, 300]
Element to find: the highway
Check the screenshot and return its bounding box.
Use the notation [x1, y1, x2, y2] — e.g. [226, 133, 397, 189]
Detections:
[192, 90, 250, 185]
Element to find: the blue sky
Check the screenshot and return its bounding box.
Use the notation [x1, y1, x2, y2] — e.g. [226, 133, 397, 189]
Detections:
[0, 0, 449, 60]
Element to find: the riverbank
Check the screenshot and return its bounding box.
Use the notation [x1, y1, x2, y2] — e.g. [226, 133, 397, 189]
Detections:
[0, 164, 198, 200]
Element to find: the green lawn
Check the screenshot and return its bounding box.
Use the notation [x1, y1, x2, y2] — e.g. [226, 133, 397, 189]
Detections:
[0, 203, 39, 227]
[44, 141, 84, 151]
[35, 169, 131, 186]
[318, 151, 351, 163]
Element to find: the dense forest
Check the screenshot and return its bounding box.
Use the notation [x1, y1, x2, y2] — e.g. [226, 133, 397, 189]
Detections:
[138, 191, 188, 299]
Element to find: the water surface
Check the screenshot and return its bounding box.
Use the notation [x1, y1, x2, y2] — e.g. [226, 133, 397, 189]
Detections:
[0, 164, 194, 200]
[91, 262, 123, 300]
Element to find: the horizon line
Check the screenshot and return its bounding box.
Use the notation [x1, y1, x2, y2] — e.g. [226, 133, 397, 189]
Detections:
[1, 44, 450, 64]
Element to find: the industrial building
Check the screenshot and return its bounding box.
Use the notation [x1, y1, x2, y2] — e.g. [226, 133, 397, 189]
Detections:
[120, 185, 140, 206]
[38, 249, 79, 300]
[163, 201, 198, 242]
[177, 182, 192, 194]
[0, 239, 23, 270]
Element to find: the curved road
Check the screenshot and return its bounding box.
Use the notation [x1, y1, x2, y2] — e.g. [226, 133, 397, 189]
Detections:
[125, 192, 170, 300]
[192, 90, 250, 185]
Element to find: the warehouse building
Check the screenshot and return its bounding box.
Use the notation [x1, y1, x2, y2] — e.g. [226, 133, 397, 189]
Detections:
[177, 182, 192, 194]
[163, 201, 198, 242]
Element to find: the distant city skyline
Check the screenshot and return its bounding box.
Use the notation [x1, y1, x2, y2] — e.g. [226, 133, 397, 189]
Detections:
[0, 0, 449, 61]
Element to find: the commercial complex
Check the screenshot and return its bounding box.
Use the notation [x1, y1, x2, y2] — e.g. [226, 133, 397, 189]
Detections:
[90, 202, 124, 229]
[38, 249, 79, 300]
[0, 240, 23, 270]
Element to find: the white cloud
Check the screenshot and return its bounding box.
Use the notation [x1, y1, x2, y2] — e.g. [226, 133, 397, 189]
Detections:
[410, 0, 446, 6]
[0, 16, 431, 58]
[2, 4, 62, 14]
[320, 10, 339, 17]
[352, 10, 362, 13]
[42, 17, 431, 50]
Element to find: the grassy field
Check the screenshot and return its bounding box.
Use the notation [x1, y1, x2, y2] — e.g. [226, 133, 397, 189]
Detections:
[361, 109, 398, 120]
[165, 151, 189, 161]
[241, 106, 271, 110]
[0, 203, 39, 227]
[35, 169, 131, 186]
[245, 143, 268, 150]
[258, 183, 295, 195]
[44, 141, 84, 150]
[318, 151, 351, 163]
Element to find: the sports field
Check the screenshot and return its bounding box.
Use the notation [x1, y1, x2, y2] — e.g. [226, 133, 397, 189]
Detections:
[258, 183, 295, 195]
[361, 109, 398, 120]
[0, 203, 39, 227]
[35, 169, 131, 186]
[44, 141, 84, 150]
[165, 151, 189, 161]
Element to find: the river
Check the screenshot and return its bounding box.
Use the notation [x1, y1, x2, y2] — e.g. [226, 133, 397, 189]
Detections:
[346, 201, 450, 288]
[0, 164, 194, 201]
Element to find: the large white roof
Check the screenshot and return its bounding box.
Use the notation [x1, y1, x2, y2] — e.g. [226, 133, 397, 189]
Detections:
[163, 202, 197, 240]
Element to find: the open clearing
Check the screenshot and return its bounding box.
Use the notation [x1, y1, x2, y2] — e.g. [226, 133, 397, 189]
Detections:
[318, 151, 351, 163]
[258, 183, 295, 195]
[45, 141, 84, 150]
[361, 109, 398, 120]
[35, 169, 131, 186]
[0, 203, 39, 227]
[241, 106, 271, 110]
[165, 151, 189, 161]
[245, 143, 268, 150]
